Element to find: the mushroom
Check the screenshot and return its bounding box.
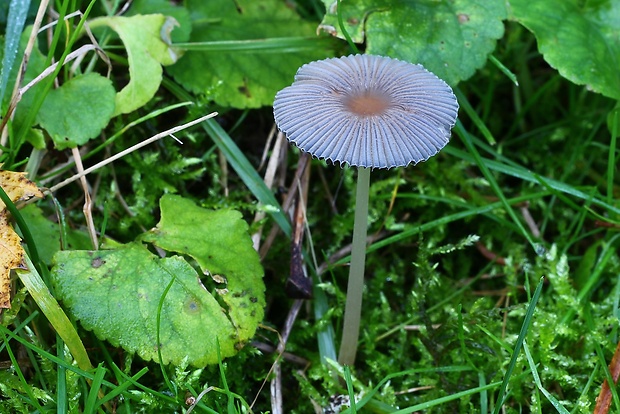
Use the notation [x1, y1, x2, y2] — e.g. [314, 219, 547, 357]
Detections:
[273, 54, 458, 366]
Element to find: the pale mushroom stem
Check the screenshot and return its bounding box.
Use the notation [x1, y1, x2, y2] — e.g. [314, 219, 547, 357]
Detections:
[338, 166, 371, 366]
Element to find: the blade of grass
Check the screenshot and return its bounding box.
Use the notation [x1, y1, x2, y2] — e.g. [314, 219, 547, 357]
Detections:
[492, 276, 545, 414]
[0, 0, 49, 151]
[335, 365, 472, 413]
[56, 337, 68, 414]
[337, 0, 360, 54]
[455, 87, 497, 145]
[156, 274, 176, 395]
[173, 36, 336, 53]
[488, 55, 519, 87]
[0, 331, 45, 412]
[572, 365, 600, 414]
[0, 0, 30, 105]
[575, 234, 620, 303]
[560, 234, 620, 326]
[0, 310, 38, 352]
[336, 191, 552, 266]
[98, 366, 149, 406]
[533, 173, 614, 225]
[455, 120, 538, 251]
[16, 255, 93, 371]
[216, 341, 249, 414]
[479, 371, 489, 414]
[391, 381, 504, 414]
[608, 106, 619, 208]
[104, 364, 185, 407]
[343, 365, 358, 414]
[444, 145, 620, 217]
[312, 269, 338, 363]
[84, 363, 107, 413]
[477, 324, 514, 354]
[523, 341, 570, 413]
[457, 303, 476, 368]
[1, 324, 152, 393]
[185, 384, 222, 414]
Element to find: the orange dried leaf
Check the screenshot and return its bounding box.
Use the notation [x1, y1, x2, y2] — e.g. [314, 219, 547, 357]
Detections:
[0, 170, 44, 208]
[0, 170, 44, 309]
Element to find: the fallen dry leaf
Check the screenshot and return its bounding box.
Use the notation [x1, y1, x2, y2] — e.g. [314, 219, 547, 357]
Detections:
[0, 170, 44, 308]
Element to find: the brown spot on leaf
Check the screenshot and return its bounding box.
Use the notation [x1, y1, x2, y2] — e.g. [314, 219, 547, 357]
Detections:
[185, 296, 200, 314]
[91, 257, 105, 268]
[238, 80, 251, 98]
[458, 14, 470, 23]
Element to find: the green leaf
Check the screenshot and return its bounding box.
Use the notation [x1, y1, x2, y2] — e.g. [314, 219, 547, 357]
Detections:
[50, 195, 264, 366]
[89, 14, 180, 115]
[126, 0, 191, 43]
[166, 0, 335, 108]
[319, 0, 506, 85]
[51, 243, 237, 366]
[510, 0, 620, 100]
[141, 194, 265, 340]
[36, 73, 115, 149]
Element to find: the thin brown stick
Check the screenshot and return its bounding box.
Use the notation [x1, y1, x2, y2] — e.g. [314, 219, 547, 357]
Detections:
[316, 166, 338, 214]
[252, 129, 284, 251]
[519, 203, 541, 239]
[475, 241, 507, 266]
[249, 300, 304, 412]
[259, 150, 310, 259]
[269, 299, 303, 414]
[286, 154, 312, 298]
[71, 147, 98, 249]
[594, 340, 620, 414]
[250, 341, 309, 366]
[315, 229, 389, 276]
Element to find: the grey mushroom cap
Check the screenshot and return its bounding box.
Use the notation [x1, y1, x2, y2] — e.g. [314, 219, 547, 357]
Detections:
[273, 54, 459, 169]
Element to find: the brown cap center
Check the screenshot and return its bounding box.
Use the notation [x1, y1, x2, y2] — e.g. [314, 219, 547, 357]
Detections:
[344, 92, 391, 116]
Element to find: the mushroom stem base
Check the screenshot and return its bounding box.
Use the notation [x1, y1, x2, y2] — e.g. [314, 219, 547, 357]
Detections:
[338, 167, 371, 366]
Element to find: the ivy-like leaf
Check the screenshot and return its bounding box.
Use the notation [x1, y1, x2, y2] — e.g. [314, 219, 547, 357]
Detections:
[166, 0, 335, 108]
[510, 0, 620, 100]
[319, 0, 506, 85]
[141, 194, 265, 340]
[50, 195, 264, 366]
[89, 14, 180, 115]
[36, 73, 115, 149]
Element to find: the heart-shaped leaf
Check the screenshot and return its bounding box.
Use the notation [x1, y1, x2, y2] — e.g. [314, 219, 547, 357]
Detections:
[36, 73, 115, 149]
[319, 0, 507, 85]
[510, 0, 620, 100]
